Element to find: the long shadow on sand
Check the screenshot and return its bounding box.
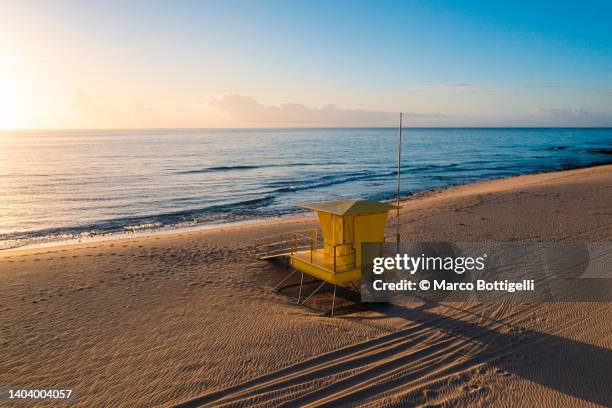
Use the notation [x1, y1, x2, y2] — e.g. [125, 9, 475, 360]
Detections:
[353, 301, 612, 407]
[176, 297, 611, 407]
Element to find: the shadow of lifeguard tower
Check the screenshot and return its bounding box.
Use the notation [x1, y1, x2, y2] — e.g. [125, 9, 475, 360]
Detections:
[255, 199, 397, 315]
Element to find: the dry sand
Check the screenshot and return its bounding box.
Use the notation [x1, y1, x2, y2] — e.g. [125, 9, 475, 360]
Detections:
[1, 165, 611, 407]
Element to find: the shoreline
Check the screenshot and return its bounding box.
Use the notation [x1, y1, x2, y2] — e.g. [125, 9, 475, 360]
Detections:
[2, 162, 611, 255]
[0, 213, 314, 253]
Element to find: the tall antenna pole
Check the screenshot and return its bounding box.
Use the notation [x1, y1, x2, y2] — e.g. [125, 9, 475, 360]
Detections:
[396, 112, 402, 247]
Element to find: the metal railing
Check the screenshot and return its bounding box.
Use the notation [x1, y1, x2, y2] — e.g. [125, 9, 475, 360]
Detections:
[255, 229, 356, 273]
[254, 229, 318, 258]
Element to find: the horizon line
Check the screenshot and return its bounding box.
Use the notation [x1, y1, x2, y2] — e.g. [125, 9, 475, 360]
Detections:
[2, 126, 612, 132]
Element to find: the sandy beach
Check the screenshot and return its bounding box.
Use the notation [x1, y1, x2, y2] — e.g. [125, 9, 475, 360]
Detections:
[1, 164, 611, 407]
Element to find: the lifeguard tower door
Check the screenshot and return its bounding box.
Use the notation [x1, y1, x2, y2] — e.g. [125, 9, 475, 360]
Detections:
[352, 212, 389, 268]
[317, 212, 354, 270]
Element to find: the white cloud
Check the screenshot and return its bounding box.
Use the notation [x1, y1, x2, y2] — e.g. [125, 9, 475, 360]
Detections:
[53, 92, 612, 129]
[209, 94, 452, 127]
[529, 108, 612, 126]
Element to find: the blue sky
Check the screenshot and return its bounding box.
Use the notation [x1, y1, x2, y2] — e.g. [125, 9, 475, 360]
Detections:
[1, 0, 611, 127]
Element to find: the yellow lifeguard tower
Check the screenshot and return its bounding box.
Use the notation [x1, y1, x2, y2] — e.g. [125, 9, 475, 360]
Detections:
[255, 199, 397, 314]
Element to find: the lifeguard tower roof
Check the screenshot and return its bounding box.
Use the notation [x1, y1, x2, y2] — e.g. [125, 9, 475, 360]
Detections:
[298, 199, 397, 216]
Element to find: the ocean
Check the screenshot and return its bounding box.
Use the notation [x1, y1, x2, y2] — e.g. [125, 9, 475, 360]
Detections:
[1, 128, 611, 249]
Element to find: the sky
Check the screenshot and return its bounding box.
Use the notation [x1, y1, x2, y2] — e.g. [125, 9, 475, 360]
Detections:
[1, 0, 612, 129]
